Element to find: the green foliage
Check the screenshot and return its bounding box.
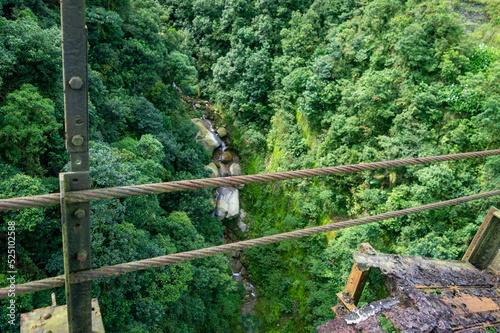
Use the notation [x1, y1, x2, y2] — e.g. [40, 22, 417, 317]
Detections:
[2, 0, 500, 332]
[0, 173, 48, 232]
[0, 84, 61, 176]
[467, 43, 499, 73]
[44, 140, 239, 332]
[0, 11, 61, 98]
[0, 2, 236, 331]
[161, 0, 500, 331]
[379, 314, 398, 333]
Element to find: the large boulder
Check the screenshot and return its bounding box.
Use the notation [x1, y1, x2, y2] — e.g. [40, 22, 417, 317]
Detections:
[205, 162, 219, 177]
[230, 163, 241, 176]
[219, 164, 230, 177]
[221, 151, 233, 163]
[217, 127, 228, 138]
[191, 118, 222, 154]
[229, 259, 243, 274]
[215, 187, 239, 220]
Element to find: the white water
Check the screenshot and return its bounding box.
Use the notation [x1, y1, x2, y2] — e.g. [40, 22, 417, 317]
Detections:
[202, 115, 227, 153]
[175, 88, 258, 316]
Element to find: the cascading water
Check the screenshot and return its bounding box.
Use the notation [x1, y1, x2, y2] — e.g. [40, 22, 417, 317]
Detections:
[174, 83, 258, 325]
[199, 113, 257, 316]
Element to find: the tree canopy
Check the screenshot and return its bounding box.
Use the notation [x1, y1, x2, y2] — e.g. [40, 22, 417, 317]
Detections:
[1, 0, 500, 332]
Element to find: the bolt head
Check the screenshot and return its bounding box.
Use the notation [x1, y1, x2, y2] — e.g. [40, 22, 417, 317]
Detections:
[69, 76, 83, 89]
[71, 134, 84, 146]
[76, 250, 88, 262]
[74, 208, 86, 219]
[42, 312, 52, 320]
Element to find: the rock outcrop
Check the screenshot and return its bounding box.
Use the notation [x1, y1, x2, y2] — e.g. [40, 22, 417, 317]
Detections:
[237, 209, 247, 233]
[205, 162, 219, 178]
[191, 118, 222, 154]
[217, 127, 227, 138]
[221, 151, 233, 163]
[230, 163, 241, 176]
[215, 187, 239, 220]
[219, 164, 230, 177]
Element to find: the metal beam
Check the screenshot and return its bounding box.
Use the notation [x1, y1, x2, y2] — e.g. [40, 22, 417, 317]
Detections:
[60, 0, 92, 332]
[61, 0, 89, 171]
[333, 243, 375, 316]
[463, 207, 500, 273]
[60, 173, 92, 332]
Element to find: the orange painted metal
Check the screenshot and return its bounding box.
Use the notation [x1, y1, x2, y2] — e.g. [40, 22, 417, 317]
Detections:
[334, 243, 375, 315]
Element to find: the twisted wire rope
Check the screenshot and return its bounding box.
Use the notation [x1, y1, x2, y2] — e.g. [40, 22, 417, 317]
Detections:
[2, 188, 499, 299]
[1, 149, 500, 211]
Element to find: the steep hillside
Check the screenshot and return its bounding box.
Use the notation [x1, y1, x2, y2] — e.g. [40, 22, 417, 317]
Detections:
[163, 0, 500, 331]
[0, 1, 242, 332]
[1, 0, 500, 332]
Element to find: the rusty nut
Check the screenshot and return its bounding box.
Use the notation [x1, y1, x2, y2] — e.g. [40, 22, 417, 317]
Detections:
[76, 250, 88, 262]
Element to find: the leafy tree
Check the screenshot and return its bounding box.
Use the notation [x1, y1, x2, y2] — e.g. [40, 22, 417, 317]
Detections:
[0, 10, 61, 98]
[0, 84, 61, 176]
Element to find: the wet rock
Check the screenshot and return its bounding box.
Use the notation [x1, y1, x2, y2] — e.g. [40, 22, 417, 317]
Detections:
[230, 163, 241, 176]
[214, 187, 239, 220]
[231, 251, 240, 258]
[244, 281, 255, 292]
[237, 209, 247, 233]
[205, 162, 219, 177]
[240, 252, 248, 264]
[237, 221, 247, 233]
[241, 296, 258, 317]
[191, 118, 222, 154]
[230, 259, 243, 273]
[219, 164, 230, 177]
[217, 127, 227, 138]
[233, 272, 244, 283]
[231, 152, 240, 162]
[221, 151, 233, 163]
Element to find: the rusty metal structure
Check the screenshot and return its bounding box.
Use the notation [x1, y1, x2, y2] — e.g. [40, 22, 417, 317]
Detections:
[463, 207, 500, 272]
[59, 0, 93, 331]
[2, 0, 500, 332]
[321, 210, 500, 332]
[20, 0, 97, 331]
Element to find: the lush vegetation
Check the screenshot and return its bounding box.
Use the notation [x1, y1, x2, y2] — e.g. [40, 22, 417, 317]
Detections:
[162, 0, 500, 331]
[0, 1, 242, 332]
[1, 0, 500, 332]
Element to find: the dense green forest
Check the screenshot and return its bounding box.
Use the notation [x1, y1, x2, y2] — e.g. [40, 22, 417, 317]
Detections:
[1, 0, 500, 332]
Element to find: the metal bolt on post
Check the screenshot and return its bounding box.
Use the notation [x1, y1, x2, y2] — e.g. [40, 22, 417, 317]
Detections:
[69, 77, 84, 90]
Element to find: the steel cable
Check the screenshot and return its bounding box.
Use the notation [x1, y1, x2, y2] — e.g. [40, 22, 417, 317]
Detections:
[1, 149, 500, 211]
[2, 188, 499, 299]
